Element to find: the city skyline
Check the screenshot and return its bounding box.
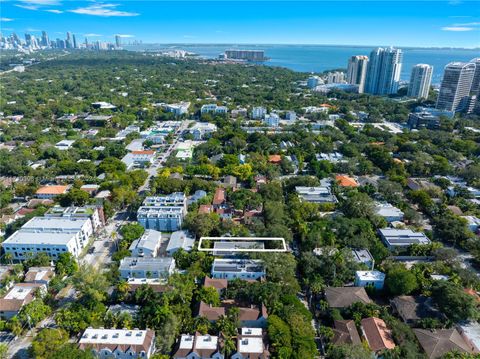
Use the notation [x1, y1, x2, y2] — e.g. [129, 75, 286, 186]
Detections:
[1, 1, 479, 48]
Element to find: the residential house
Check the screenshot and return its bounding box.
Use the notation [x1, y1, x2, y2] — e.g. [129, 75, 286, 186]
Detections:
[354, 270, 385, 290]
[414, 328, 476, 359]
[212, 188, 226, 209]
[78, 328, 156, 359]
[24, 267, 54, 286]
[295, 186, 337, 204]
[0, 283, 46, 320]
[335, 175, 359, 187]
[350, 249, 374, 269]
[324, 287, 372, 308]
[231, 328, 270, 359]
[375, 203, 404, 223]
[55, 140, 75, 150]
[35, 185, 69, 199]
[211, 259, 265, 281]
[203, 277, 228, 294]
[331, 320, 362, 345]
[457, 321, 480, 353]
[223, 175, 237, 189]
[361, 317, 396, 353]
[166, 231, 195, 255]
[173, 333, 224, 359]
[119, 257, 176, 280]
[390, 296, 440, 326]
[189, 122, 218, 140]
[129, 230, 162, 258]
[378, 228, 431, 251]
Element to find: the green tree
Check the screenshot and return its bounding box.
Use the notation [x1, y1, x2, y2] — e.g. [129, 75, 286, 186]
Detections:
[267, 315, 293, 358]
[385, 265, 418, 296]
[19, 299, 51, 326]
[55, 252, 78, 276]
[431, 281, 478, 322]
[72, 264, 109, 307]
[30, 328, 69, 359]
[326, 344, 372, 359]
[196, 286, 221, 306]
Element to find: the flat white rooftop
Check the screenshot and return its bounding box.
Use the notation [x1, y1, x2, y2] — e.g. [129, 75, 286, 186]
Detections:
[356, 270, 385, 281]
[195, 335, 218, 350]
[179, 334, 195, 350]
[79, 328, 147, 346]
[238, 336, 263, 354]
[4, 230, 77, 245]
[242, 328, 263, 336]
[4, 284, 37, 300]
[21, 216, 88, 231]
[199, 237, 287, 253]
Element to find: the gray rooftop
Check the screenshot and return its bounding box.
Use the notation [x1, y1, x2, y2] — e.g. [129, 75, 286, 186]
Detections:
[21, 216, 89, 232]
[166, 230, 195, 252]
[119, 257, 174, 272]
[212, 258, 265, 274]
[4, 230, 77, 245]
[129, 230, 161, 252]
[379, 228, 431, 246]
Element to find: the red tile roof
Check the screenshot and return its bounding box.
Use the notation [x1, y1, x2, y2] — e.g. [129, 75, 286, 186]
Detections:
[335, 175, 359, 187]
[361, 317, 396, 352]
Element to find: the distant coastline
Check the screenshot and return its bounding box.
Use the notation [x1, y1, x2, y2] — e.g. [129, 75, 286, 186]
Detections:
[125, 43, 478, 84]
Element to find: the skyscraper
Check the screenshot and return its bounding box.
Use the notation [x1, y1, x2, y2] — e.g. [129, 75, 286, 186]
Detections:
[66, 32, 72, 48]
[469, 58, 480, 95]
[365, 47, 403, 95]
[347, 55, 369, 93]
[115, 35, 121, 48]
[407, 64, 433, 99]
[41, 31, 49, 47]
[436, 62, 476, 113]
[72, 34, 78, 49]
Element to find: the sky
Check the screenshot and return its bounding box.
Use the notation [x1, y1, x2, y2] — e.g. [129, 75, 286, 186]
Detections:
[1, 1, 479, 48]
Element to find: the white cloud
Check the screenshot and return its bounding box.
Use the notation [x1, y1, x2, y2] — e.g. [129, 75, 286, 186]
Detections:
[453, 22, 480, 26]
[115, 34, 135, 38]
[84, 33, 103, 37]
[21, 0, 60, 5]
[1, 17, 14, 22]
[45, 9, 63, 13]
[15, 4, 39, 10]
[441, 26, 475, 31]
[15, 0, 60, 10]
[69, 3, 139, 17]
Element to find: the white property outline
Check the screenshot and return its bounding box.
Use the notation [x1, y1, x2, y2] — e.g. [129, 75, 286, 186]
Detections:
[198, 237, 287, 253]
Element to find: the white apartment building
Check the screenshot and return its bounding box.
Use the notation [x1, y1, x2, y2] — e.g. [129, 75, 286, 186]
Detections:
[408, 64, 433, 99]
[2, 216, 95, 260]
[119, 257, 176, 280]
[251, 106, 267, 119]
[231, 328, 269, 359]
[173, 333, 223, 359]
[164, 102, 190, 116]
[211, 258, 265, 280]
[201, 104, 228, 115]
[78, 328, 156, 359]
[189, 122, 218, 140]
[263, 113, 280, 127]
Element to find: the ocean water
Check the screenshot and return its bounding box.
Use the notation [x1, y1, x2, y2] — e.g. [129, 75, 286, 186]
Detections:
[127, 43, 478, 85]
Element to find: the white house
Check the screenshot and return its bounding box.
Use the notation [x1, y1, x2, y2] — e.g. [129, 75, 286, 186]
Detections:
[55, 140, 75, 150]
[231, 328, 269, 359]
[173, 333, 224, 359]
[375, 203, 404, 223]
[166, 231, 195, 255]
[211, 259, 265, 280]
[354, 270, 386, 290]
[131, 150, 156, 164]
[251, 106, 267, 120]
[119, 257, 176, 280]
[129, 230, 162, 258]
[378, 228, 431, 250]
[78, 328, 156, 359]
